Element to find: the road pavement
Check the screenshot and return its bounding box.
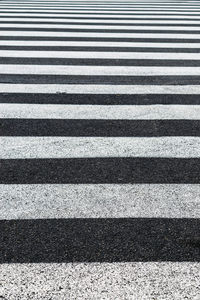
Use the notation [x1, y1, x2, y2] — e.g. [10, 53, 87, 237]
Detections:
[0, 0, 200, 299]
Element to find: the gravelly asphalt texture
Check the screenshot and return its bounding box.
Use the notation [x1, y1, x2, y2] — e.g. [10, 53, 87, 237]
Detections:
[0, 0, 200, 299]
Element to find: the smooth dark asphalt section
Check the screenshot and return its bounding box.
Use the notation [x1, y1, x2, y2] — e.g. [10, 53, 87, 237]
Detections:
[1, 93, 200, 104]
[2, 158, 200, 183]
[2, 119, 200, 136]
[1, 21, 200, 26]
[0, 218, 199, 263]
[0, 74, 200, 84]
[0, 57, 200, 65]
[2, 27, 200, 33]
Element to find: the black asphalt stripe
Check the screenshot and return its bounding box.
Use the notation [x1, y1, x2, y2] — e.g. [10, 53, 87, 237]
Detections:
[0, 75, 199, 85]
[1, 93, 200, 105]
[1, 27, 200, 33]
[2, 6, 200, 9]
[0, 46, 200, 53]
[0, 218, 199, 263]
[1, 119, 200, 137]
[2, 36, 200, 43]
[0, 57, 199, 66]
[1, 158, 200, 184]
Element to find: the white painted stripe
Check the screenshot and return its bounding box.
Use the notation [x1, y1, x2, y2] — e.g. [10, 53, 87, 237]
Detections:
[1, 24, 200, 30]
[0, 262, 199, 299]
[1, 4, 200, 7]
[1, 4, 200, 9]
[2, 137, 200, 159]
[1, 104, 200, 119]
[0, 40, 200, 48]
[2, 17, 200, 24]
[17, 1, 200, 2]
[5, 5, 200, 8]
[0, 184, 199, 218]
[1, 0, 194, 2]
[1, 0, 199, 2]
[8, 0, 200, 1]
[2, 5, 200, 8]
[1, 30, 200, 38]
[2, 1, 194, 3]
[0, 51, 199, 59]
[2, 1, 199, 3]
[2, 1, 196, 3]
[0, 5, 200, 9]
[2, 8, 200, 13]
[3, 5, 200, 9]
[2, 0, 197, 2]
[0, 84, 200, 94]
[1, 65, 200, 75]
[0, 1, 175, 2]
[3, 2, 199, 4]
[1, 13, 200, 19]
[2, 1, 196, 2]
[1, 2, 200, 4]
[2, 9, 200, 13]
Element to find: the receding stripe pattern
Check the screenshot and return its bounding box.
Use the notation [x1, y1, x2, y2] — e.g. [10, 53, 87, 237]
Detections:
[0, 0, 200, 276]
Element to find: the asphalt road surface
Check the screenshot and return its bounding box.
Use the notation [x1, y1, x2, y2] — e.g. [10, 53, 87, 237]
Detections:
[0, 0, 200, 299]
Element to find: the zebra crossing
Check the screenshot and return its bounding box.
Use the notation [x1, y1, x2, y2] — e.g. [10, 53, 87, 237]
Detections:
[0, 0, 200, 299]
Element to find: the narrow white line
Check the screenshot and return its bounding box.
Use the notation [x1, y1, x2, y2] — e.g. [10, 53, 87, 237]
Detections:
[0, 8, 199, 12]
[2, 137, 200, 159]
[0, 40, 200, 48]
[1, 5, 200, 8]
[2, 1, 197, 2]
[1, 24, 200, 30]
[19, 1, 200, 2]
[0, 2, 200, 10]
[2, 8, 200, 13]
[2, 17, 200, 24]
[2, 0, 184, 1]
[1, 4, 200, 7]
[0, 184, 200, 218]
[1, 5, 200, 9]
[5, 6, 200, 9]
[0, 51, 199, 59]
[2, 1, 197, 3]
[1, 65, 200, 75]
[0, 13, 200, 19]
[2, 0, 197, 2]
[1, 104, 200, 119]
[0, 30, 200, 38]
[0, 84, 200, 94]
[1, 2, 200, 4]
